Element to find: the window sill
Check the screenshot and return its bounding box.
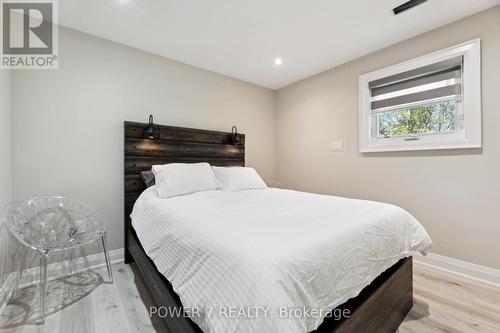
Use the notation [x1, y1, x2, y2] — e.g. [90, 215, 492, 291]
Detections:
[360, 141, 482, 153]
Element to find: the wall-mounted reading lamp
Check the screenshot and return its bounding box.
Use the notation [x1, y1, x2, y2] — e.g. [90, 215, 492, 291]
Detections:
[231, 126, 241, 146]
[143, 115, 159, 139]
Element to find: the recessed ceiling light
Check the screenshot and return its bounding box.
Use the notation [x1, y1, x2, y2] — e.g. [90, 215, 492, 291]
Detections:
[274, 57, 283, 66]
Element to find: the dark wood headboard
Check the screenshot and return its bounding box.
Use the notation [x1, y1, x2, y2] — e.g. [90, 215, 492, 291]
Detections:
[124, 121, 245, 261]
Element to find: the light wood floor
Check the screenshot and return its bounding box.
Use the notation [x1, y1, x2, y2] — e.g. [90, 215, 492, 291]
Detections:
[1, 263, 499, 333]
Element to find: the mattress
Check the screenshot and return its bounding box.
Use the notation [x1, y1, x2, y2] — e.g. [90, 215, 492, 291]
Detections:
[131, 187, 432, 333]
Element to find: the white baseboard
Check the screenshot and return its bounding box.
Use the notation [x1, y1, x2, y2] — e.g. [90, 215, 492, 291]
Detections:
[414, 252, 500, 289]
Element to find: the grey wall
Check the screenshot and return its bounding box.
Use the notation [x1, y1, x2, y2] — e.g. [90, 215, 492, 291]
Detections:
[275, 6, 500, 269]
[11, 27, 276, 251]
[0, 70, 11, 208]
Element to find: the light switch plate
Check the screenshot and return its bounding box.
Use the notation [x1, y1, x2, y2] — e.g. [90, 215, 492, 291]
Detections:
[330, 141, 344, 152]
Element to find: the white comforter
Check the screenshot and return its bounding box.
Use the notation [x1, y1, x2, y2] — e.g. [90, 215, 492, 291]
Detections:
[131, 187, 432, 333]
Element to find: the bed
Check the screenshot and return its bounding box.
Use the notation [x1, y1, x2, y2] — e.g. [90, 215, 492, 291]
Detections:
[123, 121, 432, 333]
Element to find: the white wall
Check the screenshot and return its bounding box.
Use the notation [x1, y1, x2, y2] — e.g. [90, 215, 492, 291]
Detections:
[11, 27, 276, 250]
[275, 6, 500, 269]
[0, 70, 11, 208]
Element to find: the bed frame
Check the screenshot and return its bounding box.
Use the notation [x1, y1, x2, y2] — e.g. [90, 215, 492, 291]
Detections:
[124, 121, 413, 333]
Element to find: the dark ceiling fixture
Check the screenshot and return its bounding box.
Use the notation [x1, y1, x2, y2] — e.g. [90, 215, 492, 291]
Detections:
[143, 115, 159, 139]
[393, 0, 428, 15]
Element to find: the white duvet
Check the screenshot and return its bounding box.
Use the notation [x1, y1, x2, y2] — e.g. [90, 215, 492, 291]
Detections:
[131, 187, 432, 333]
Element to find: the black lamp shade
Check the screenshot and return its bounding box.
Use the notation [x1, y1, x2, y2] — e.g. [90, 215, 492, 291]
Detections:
[144, 115, 158, 139]
[231, 126, 241, 146]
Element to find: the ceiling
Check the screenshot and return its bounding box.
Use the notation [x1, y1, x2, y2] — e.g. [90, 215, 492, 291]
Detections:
[59, 0, 500, 90]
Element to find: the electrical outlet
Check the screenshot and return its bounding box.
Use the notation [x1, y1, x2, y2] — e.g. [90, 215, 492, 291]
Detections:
[330, 141, 344, 152]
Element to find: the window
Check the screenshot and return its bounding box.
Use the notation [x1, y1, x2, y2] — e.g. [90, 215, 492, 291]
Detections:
[359, 40, 481, 152]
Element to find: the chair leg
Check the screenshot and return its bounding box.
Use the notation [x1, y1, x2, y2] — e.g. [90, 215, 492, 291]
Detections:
[101, 234, 113, 283]
[18, 247, 28, 281]
[37, 254, 48, 325]
[12, 247, 28, 300]
[68, 249, 74, 278]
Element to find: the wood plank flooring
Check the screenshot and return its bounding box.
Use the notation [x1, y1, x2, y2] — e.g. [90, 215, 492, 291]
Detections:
[1, 263, 499, 333]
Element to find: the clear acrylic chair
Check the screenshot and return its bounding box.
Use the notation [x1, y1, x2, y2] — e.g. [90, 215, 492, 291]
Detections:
[2, 196, 113, 325]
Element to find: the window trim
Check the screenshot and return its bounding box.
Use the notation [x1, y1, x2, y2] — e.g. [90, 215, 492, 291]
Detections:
[359, 39, 481, 153]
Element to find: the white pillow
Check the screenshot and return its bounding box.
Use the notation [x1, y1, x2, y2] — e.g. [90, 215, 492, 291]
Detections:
[212, 167, 267, 192]
[152, 163, 221, 198]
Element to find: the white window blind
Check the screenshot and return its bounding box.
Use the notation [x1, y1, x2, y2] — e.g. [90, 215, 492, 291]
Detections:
[368, 56, 463, 113]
